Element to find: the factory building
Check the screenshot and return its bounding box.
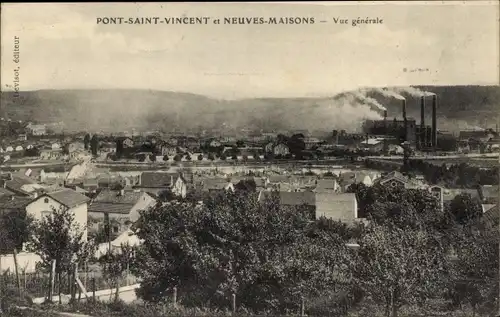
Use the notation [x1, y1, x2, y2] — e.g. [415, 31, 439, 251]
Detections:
[363, 94, 439, 151]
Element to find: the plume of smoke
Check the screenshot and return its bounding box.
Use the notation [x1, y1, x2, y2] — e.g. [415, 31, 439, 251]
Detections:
[352, 91, 387, 112]
[375, 88, 406, 100]
[394, 86, 435, 97]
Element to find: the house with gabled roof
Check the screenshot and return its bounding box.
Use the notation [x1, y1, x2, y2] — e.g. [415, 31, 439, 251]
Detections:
[201, 177, 235, 193]
[0, 173, 42, 197]
[479, 204, 498, 230]
[25, 188, 90, 241]
[0, 195, 32, 217]
[258, 190, 316, 219]
[315, 178, 340, 193]
[374, 171, 419, 189]
[136, 172, 187, 198]
[88, 188, 156, 238]
[315, 193, 358, 222]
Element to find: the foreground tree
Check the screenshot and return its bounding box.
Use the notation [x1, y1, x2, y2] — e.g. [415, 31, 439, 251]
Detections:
[448, 223, 498, 316]
[27, 207, 96, 298]
[448, 193, 482, 225]
[353, 223, 449, 317]
[99, 243, 135, 302]
[0, 208, 33, 295]
[132, 191, 349, 313]
[90, 135, 99, 157]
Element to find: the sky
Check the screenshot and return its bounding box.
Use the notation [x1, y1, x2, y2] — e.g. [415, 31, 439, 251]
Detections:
[1, 2, 499, 99]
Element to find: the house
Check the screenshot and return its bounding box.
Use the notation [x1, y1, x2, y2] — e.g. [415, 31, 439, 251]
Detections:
[40, 147, 63, 160]
[253, 177, 269, 190]
[18, 134, 27, 141]
[459, 130, 495, 143]
[267, 175, 296, 191]
[441, 187, 482, 203]
[482, 204, 496, 214]
[315, 193, 358, 222]
[40, 170, 69, 185]
[0, 173, 40, 197]
[360, 138, 384, 153]
[273, 143, 290, 157]
[0, 187, 16, 197]
[88, 189, 156, 237]
[315, 178, 341, 193]
[115, 137, 135, 154]
[209, 139, 222, 148]
[158, 142, 177, 157]
[304, 138, 322, 150]
[337, 172, 357, 191]
[25, 189, 90, 242]
[64, 142, 86, 159]
[201, 178, 235, 193]
[0, 195, 32, 216]
[258, 191, 316, 219]
[479, 185, 498, 204]
[374, 171, 418, 189]
[479, 204, 498, 230]
[26, 124, 46, 136]
[184, 137, 200, 150]
[82, 178, 99, 193]
[136, 172, 187, 197]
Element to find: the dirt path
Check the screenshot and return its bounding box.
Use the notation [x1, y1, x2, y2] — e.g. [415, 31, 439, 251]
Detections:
[14, 306, 94, 317]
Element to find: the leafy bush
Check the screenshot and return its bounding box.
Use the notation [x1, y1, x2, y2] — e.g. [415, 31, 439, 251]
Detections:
[132, 192, 349, 313]
[1, 285, 34, 312]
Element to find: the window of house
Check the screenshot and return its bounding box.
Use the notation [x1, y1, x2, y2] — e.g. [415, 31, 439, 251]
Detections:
[113, 226, 119, 233]
[44, 198, 49, 203]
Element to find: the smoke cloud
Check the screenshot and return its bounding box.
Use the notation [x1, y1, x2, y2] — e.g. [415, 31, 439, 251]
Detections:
[375, 88, 406, 100]
[353, 91, 387, 112]
[394, 86, 436, 97]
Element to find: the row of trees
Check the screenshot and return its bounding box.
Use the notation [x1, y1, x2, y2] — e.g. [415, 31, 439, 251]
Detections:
[1, 182, 496, 315]
[83, 133, 100, 156]
[131, 185, 498, 316]
[402, 160, 499, 188]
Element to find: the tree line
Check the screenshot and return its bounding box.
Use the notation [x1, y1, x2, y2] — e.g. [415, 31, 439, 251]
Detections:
[1, 182, 497, 316]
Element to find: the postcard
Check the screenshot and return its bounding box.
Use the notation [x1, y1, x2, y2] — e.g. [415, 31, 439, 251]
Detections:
[0, 2, 499, 317]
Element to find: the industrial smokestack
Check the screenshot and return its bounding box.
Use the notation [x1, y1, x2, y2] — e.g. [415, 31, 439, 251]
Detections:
[402, 99, 408, 141]
[420, 96, 425, 148]
[384, 110, 388, 135]
[432, 95, 437, 148]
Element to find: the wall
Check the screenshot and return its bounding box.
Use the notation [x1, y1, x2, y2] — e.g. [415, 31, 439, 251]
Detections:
[315, 193, 358, 221]
[32, 283, 140, 305]
[26, 197, 88, 242]
[129, 193, 156, 222]
[0, 252, 42, 273]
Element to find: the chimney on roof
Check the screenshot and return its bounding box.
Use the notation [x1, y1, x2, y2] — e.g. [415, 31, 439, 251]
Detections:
[120, 189, 125, 196]
[11, 195, 14, 201]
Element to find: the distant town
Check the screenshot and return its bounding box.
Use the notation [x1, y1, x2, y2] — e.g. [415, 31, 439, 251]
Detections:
[0, 91, 499, 316]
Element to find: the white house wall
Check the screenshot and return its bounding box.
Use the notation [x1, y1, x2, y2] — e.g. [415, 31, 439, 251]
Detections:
[26, 197, 88, 242]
